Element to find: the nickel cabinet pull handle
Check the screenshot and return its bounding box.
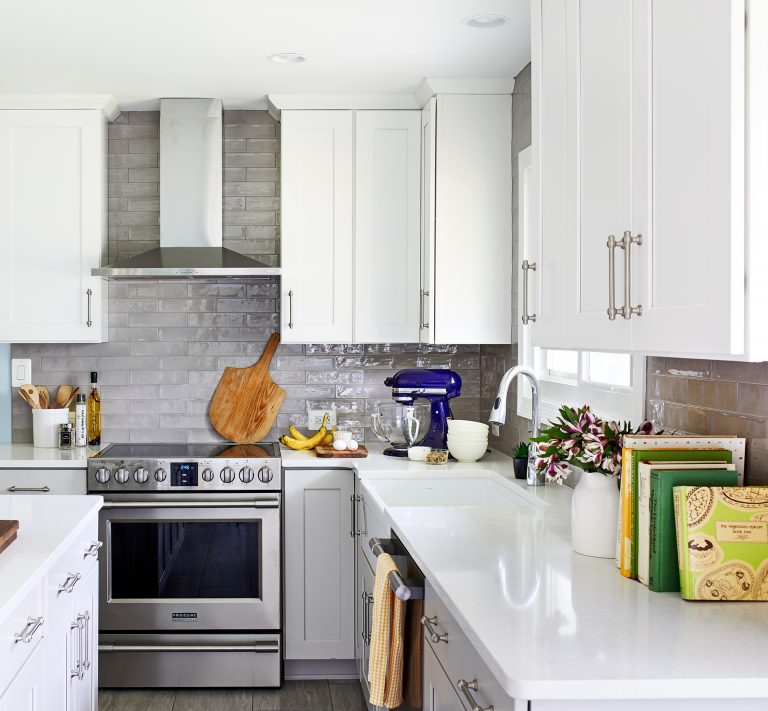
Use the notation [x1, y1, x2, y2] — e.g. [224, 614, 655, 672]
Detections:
[419, 289, 430, 330]
[607, 235, 619, 320]
[82, 611, 91, 671]
[7, 486, 50, 493]
[84, 540, 103, 558]
[70, 618, 84, 680]
[621, 230, 642, 319]
[421, 615, 448, 644]
[364, 593, 374, 645]
[58, 571, 81, 594]
[457, 679, 493, 711]
[350, 494, 358, 538]
[14, 616, 44, 644]
[86, 288, 93, 327]
[287, 290, 294, 329]
[521, 260, 537, 325]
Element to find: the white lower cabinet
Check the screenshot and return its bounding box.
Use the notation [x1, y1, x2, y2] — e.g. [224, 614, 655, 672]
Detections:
[0, 641, 45, 711]
[532, 700, 768, 710]
[1, 511, 99, 711]
[422, 580, 519, 711]
[0, 469, 86, 496]
[423, 642, 464, 711]
[355, 545, 374, 702]
[284, 468, 355, 660]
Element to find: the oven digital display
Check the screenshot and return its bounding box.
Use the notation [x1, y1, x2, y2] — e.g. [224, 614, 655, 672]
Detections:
[171, 462, 198, 487]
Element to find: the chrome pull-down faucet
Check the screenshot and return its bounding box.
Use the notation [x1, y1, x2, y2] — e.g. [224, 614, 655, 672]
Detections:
[488, 366, 544, 486]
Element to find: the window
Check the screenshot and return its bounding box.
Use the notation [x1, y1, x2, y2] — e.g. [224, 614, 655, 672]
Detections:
[516, 146, 645, 426]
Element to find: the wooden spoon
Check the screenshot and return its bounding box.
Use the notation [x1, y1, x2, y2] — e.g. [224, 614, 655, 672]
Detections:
[62, 387, 80, 409]
[18, 384, 41, 409]
[55, 385, 73, 409]
[37, 386, 50, 409]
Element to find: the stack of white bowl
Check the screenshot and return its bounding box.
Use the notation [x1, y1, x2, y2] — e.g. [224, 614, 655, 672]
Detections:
[447, 420, 489, 462]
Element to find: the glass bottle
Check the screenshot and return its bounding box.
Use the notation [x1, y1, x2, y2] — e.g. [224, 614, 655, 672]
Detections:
[87, 371, 101, 446]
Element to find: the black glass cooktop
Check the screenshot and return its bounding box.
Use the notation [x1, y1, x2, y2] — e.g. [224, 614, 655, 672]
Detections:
[99, 442, 279, 459]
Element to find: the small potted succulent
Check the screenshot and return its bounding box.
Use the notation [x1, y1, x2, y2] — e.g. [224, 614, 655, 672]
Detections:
[512, 442, 529, 480]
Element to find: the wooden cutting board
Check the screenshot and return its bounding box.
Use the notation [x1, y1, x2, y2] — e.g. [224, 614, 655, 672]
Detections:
[208, 333, 286, 443]
[0, 520, 19, 555]
[315, 445, 369, 458]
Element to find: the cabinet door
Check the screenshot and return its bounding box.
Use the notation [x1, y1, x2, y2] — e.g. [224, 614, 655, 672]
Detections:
[284, 468, 355, 660]
[632, 0, 745, 355]
[419, 98, 437, 344]
[356, 545, 374, 702]
[528, 0, 568, 349]
[424, 641, 466, 711]
[0, 110, 106, 343]
[0, 641, 44, 711]
[354, 111, 421, 343]
[433, 94, 512, 344]
[71, 564, 98, 711]
[562, 0, 634, 351]
[280, 111, 354, 343]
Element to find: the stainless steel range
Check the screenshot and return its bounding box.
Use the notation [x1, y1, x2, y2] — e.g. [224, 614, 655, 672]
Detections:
[88, 442, 282, 688]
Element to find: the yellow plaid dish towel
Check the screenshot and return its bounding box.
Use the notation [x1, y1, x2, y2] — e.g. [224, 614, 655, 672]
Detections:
[368, 552, 406, 709]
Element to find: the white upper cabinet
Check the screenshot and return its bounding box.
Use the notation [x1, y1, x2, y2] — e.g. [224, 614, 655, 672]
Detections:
[280, 111, 354, 343]
[0, 109, 108, 343]
[533, 0, 756, 358]
[632, 0, 745, 355]
[419, 98, 437, 344]
[427, 94, 513, 345]
[354, 111, 421, 343]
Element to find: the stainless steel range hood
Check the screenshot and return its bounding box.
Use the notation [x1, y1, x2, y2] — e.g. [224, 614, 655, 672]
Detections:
[93, 98, 280, 278]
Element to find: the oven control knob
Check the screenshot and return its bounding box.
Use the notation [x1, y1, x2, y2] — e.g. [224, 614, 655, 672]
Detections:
[133, 467, 149, 484]
[220, 466, 235, 484]
[154, 468, 167, 483]
[115, 467, 130, 484]
[95, 467, 111, 484]
[202, 468, 214, 482]
[239, 466, 255, 483]
[258, 466, 274, 484]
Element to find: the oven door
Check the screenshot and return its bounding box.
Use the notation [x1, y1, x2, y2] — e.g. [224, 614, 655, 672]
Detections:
[99, 494, 280, 632]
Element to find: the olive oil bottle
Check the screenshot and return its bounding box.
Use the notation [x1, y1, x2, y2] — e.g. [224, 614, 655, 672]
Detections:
[87, 371, 101, 446]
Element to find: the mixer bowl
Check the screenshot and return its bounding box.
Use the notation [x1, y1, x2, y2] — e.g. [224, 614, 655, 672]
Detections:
[371, 402, 431, 455]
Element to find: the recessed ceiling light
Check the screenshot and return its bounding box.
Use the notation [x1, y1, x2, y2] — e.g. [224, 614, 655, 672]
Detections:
[463, 14, 510, 29]
[267, 53, 307, 64]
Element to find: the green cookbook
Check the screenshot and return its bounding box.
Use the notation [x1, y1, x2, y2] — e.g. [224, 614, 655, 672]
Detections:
[673, 486, 768, 601]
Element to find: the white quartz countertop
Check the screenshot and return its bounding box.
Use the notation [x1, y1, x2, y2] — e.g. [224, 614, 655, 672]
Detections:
[282, 443, 768, 700]
[0, 494, 103, 622]
[0, 443, 106, 468]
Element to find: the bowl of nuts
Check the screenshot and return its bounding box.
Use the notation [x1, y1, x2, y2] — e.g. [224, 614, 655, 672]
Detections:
[425, 448, 449, 465]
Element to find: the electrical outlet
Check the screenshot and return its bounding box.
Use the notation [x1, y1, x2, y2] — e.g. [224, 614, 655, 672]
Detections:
[308, 409, 337, 429]
[11, 359, 32, 387]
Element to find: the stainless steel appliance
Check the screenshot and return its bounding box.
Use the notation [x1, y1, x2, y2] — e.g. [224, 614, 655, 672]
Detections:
[88, 442, 282, 688]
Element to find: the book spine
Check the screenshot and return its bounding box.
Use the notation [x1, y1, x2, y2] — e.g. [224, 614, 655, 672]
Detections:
[648, 480, 659, 590]
[673, 488, 690, 599]
[620, 449, 633, 577]
[638, 466, 651, 585]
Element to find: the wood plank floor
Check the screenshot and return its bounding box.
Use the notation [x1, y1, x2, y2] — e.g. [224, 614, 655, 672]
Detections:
[99, 681, 367, 711]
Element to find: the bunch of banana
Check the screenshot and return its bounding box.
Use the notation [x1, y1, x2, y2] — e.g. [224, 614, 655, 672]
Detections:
[279, 414, 334, 451]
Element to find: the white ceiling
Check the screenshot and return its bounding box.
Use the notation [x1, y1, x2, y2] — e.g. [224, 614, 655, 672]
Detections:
[0, 0, 530, 109]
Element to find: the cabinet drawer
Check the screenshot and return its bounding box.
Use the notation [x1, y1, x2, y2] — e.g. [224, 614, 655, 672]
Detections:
[0, 581, 45, 696]
[45, 515, 99, 611]
[424, 580, 515, 711]
[0, 469, 86, 495]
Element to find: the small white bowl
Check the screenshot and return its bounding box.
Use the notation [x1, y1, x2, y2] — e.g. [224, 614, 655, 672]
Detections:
[447, 442, 488, 463]
[407, 446, 431, 462]
[447, 436, 489, 446]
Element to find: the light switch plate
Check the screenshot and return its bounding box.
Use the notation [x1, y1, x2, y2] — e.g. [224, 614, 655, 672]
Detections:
[308, 408, 337, 429]
[11, 359, 32, 387]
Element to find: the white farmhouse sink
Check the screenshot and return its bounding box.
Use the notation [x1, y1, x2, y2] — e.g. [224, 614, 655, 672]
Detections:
[364, 476, 528, 508]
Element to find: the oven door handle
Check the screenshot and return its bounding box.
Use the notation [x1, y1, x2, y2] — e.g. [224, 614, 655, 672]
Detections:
[101, 498, 280, 509]
[98, 643, 280, 653]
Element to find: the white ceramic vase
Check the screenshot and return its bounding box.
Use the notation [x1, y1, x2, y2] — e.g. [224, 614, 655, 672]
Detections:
[570, 467, 620, 558]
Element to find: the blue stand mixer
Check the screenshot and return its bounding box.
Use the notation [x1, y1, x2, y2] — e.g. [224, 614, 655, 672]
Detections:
[380, 369, 462, 456]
